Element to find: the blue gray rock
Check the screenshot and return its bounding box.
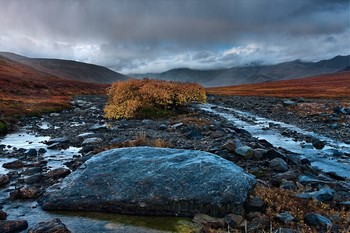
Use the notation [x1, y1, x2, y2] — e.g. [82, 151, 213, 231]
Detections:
[39, 147, 256, 217]
[304, 213, 332, 229]
[235, 146, 254, 159]
[269, 158, 289, 172]
[296, 188, 335, 202]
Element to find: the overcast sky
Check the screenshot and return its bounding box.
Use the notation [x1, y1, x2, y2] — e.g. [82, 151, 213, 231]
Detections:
[0, 0, 348, 74]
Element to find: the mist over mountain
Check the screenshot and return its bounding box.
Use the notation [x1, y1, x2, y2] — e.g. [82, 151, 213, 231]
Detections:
[131, 55, 350, 87]
[0, 52, 128, 84]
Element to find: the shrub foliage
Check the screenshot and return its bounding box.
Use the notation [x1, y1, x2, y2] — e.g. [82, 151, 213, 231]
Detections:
[104, 78, 206, 120]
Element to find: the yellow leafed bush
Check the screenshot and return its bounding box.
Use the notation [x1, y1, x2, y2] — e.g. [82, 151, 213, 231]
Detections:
[104, 78, 206, 120]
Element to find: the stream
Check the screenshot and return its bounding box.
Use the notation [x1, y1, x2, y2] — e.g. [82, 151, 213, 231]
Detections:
[200, 104, 350, 179]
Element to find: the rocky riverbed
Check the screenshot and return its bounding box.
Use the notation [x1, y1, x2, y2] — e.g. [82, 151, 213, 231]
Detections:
[0, 95, 349, 232]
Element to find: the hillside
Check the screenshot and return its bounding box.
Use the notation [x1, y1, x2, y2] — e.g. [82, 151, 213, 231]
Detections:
[0, 52, 128, 84]
[206, 70, 350, 98]
[132, 55, 350, 87]
[0, 55, 108, 123]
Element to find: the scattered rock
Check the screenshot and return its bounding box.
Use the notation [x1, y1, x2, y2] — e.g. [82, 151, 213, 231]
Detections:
[45, 168, 71, 179]
[40, 147, 256, 217]
[224, 213, 244, 228]
[264, 149, 286, 160]
[245, 197, 267, 212]
[297, 188, 335, 202]
[276, 212, 295, 223]
[82, 137, 103, 145]
[38, 148, 47, 154]
[18, 186, 40, 199]
[268, 158, 289, 172]
[304, 213, 332, 230]
[0, 220, 28, 233]
[247, 218, 270, 232]
[271, 170, 298, 187]
[46, 137, 70, 145]
[312, 140, 325, 150]
[234, 146, 254, 159]
[0, 210, 7, 220]
[26, 149, 38, 157]
[222, 140, 238, 153]
[28, 218, 71, 233]
[0, 174, 10, 186]
[2, 160, 25, 169]
[282, 100, 297, 107]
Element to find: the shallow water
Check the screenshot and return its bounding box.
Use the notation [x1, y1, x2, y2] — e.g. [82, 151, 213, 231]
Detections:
[200, 104, 350, 179]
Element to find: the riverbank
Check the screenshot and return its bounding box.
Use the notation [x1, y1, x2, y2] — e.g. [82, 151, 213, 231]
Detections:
[0, 95, 349, 232]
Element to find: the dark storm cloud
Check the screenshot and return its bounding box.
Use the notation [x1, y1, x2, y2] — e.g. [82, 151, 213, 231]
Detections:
[0, 0, 348, 73]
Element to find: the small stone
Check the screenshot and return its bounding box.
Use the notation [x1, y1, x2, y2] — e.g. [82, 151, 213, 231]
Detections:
[26, 149, 38, 157]
[247, 218, 270, 232]
[2, 160, 25, 169]
[246, 197, 266, 212]
[46, 137, 69, 145]
[235, 146, 254, 159]
[222, 140, 237, 153]
[45, 168, 71, 179]
[269, 158, 289, 172]
[280, 180, 296, 191]
[0, 220, 28, 232]
[38, 148, 47, 154]
[19, 186, 40, 199]
[210, 130, 226, 139]
[224, 214, 244, 228]
[297, 188, 335, 202]
[271, 170, 298, 187]
[304, 213, 332, 229]
[0, 210, 7, 220]
[264, 149, 286, 160]
[82, 137, 103, 145]
[276, 212, 294, 223]
[312, 140, 325, 150]
[171, 123, 183, 129]
[28, 218, 71, 233]
[0, 174, 10, 186]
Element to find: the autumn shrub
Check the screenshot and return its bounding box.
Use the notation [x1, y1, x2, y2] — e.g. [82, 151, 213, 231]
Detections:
[104, 78, 206, 120]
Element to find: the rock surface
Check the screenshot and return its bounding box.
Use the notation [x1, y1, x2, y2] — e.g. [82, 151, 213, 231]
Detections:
[40, 147, 256, 217]
[28, 218, 71, 233]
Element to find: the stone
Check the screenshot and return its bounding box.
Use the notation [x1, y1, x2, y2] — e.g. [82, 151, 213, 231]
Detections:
[224, 214, 244, 228]
[28, 218, 71, 233]
[312, 140, 325, 150]
[82, 137, 103, 145]
[0, 220, 28, 233]
[19, 186, 40, 199]
[24, 174, 43, 184]
[276, 212, 295, 223]
[26, 149, 38, 157]
[2, 160, 25, 169]
[0, 174, 10, 186]
[280, 180, 296, 191]
[89, 124, 106, 131]
[46, 137, 70, 145]
[282, 100, 297, 107]
[268, 158, 289, 172]
[247, 218, 270, 232]
[210, 130, 226, 139]
[296, 188, 335, 202]
[40, 147, 256, 217]
[45, 168, 71, 179]
[192, 214, 225, 229]
[234, 146, 254, 159]
[0, 210, 7, 220]
[264, 149, 286, 160]
[222, 140, 238, 153]
[304, 213, 332, 230]
[38, 148, 47, 154]
[245, 197, 266, 212]
[271, 170, 298, 187]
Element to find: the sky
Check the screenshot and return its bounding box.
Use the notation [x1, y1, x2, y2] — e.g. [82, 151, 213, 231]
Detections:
[0, 0, 349, 74]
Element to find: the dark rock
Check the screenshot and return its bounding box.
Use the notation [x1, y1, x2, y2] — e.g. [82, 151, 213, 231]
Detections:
[246, 197, 266, 212]
[26, 149, 38, 157]
[186, 129, 203, 140]
[268, 158, 289, 172]
[271, 170, 298, 187]
[339, 201, 350, 209]
[235, 146, 254, 159]
[299, 156, 311, 165]
[247, 218, 270, 232]
[158, 124, 167, 130]
[253, 149, 267, 160]
[28, 218, 71, 233]
[224, 214, 244, 228]
[192, 214, 225, 229]
[312, 140, 325, 150]
[0, 119, 8, 135]
[2, 160, 25, 169]
[0, 174, 10, 186]
[46, 137, 70, 145]
[24, 174, 43, 184]
[282, 100, 297, 107]
[297, 188, 335, 202]
[210, 130, 226, 139]
[0, 210, 7, 220]
[40, 147, 256, 217]
[80, 145, 94, 154]
[265, 149, 286, 160]
[21, 167, 42, 176]
[45, 168, 71, 179]
[18, 186, 40, 199]
[280, 180, 296, 191]
[304, 213, 332, 230]
[276, 212, 295, 223]
[0, 220, 28, 233]
[38, 148, 47, 154]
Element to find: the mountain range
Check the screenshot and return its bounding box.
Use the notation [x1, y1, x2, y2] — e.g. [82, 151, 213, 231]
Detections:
[131, 55, 350, 87]
[0, 52, 128, 84]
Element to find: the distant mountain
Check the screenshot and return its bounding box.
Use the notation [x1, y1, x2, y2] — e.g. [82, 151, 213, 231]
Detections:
[131, 55, 350, 87]
[0, 52, 128, 84]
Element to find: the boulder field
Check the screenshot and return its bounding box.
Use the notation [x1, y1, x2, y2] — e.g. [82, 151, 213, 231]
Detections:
[39, 146, 256, 217]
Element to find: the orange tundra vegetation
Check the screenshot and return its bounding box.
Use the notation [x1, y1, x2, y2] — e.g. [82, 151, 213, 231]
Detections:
[0, 56, 108, 125]
[207, 71, 350, 99]
[104, 78, 206, 120]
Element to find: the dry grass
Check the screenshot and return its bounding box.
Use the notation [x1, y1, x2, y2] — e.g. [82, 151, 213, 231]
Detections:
[254, 184, 350, 232]
[207, 72, 350, 99]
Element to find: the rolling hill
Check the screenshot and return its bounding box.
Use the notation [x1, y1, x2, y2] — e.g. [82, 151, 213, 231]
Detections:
[206, 70, 350, 98]
[0, 52, 128, 84]
[131, 55, 350, 87]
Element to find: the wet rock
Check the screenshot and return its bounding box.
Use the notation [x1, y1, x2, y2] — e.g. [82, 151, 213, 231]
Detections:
[245, 197, 266, 212]
[28, 218, 71, 233]
[192, 214, 225, 229]
[234, 146, 254, 159]
[38, 148, 47, 154]
[300, 143, 314, 149]
[40, 147, 256, 217]
[45, 168, 71, 179]
[297, 188, 335, 202]
[271, 170, 298, 187]
[312, 140, 325, 150]
[268, 158, 289, 172]
[82, 137, 102, 145]
[18, 186, 40, 199]
[276, 212, 295, 223]
[0, 210, 7, 220]
[26, 149, 38, 157]
[0, 220, 28, 233]
[224, 214, 244, 228]
[46, 137, 69, 145]
[2, 160, 25, 169]
[0, 174, 10, 186]
[77, 132, 94, 138]
[264, 149, 286, 160]
[304, 213, 332, 230]
[24, 174, 43, 184]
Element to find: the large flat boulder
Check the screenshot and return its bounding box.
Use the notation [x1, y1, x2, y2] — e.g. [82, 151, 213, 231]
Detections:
[39, 147, 256, 217]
